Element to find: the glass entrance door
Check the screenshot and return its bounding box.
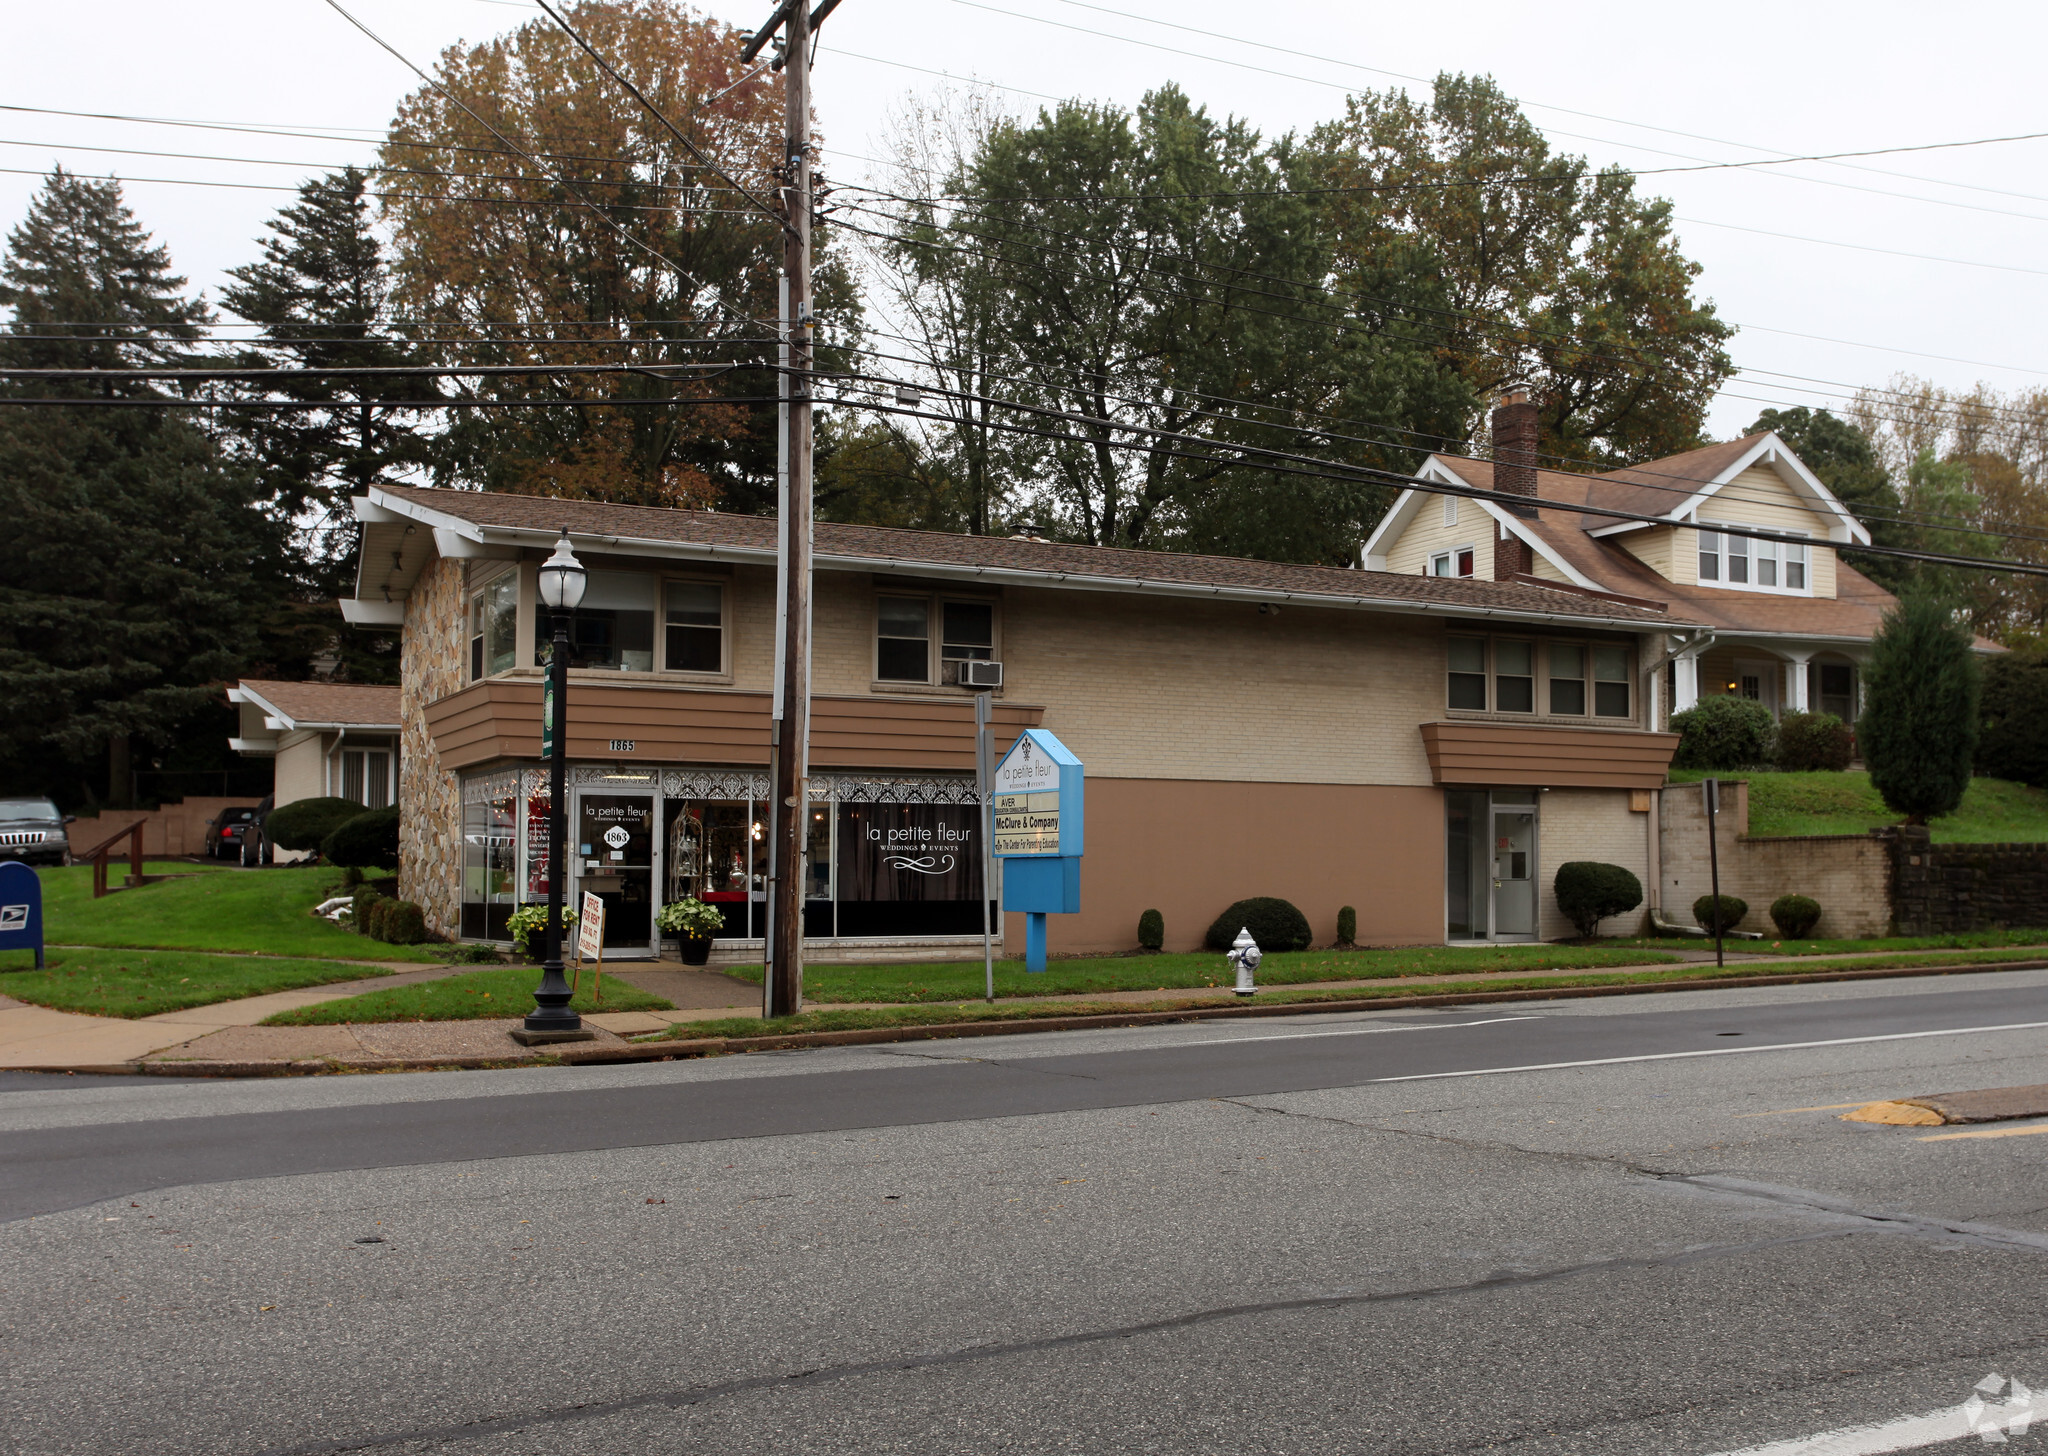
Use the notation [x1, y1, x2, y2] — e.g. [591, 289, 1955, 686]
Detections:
[574, 791, 657, 953]
[1489, 808, 1537, 941]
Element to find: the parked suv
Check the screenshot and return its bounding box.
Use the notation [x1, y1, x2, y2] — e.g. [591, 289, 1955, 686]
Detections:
[0, 797, 74, 867]
[205, 805, 262, 860]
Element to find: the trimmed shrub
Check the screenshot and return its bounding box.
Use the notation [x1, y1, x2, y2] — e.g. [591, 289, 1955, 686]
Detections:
[1692, 894, 1750, 935]
[1860, 595, 1980, 823]
[264, 796, 372, 854]
[1336, 906, 1357, 946]
[1670, 695, 1775, 770]
[1554, 862, 1644, 939]
[377, 900, 429, 945]
[1137, 908, 1164, 951]
[1203, 897, 1311, 954]
[1775, 711, 1855, 772]
[363, 897, 395, 941]
[351, 883, 386, 936]
[323, 806, 400, 872]
[1976, 650, 2048, 788]
[1770, 894, 1822, 939]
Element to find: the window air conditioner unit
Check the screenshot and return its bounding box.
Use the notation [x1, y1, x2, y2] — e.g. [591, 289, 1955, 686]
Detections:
[951, 659, 1003, 689]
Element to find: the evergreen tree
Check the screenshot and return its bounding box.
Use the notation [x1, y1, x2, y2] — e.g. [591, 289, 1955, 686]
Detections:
[221, 167, 437, 562]
[0, 169, 282, 804]
[1858, 595, 1981, 824]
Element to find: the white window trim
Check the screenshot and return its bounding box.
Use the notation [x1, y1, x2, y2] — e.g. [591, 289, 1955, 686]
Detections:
[1428, 545, 1478, 578]
[469, 565, 520, 682]
[1695, 521, 1813, 597]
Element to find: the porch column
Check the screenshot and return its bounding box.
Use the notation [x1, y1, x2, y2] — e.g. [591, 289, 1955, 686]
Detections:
[1783, 652, 1814, 713]
[1673, 652, 1701, 713]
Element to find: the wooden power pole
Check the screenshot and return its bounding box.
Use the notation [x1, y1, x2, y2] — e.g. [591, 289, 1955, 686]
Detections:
[742, 0, 828, 1018]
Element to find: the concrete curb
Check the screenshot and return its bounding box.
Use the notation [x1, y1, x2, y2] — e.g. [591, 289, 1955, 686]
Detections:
[82, 955, 2048, 1077]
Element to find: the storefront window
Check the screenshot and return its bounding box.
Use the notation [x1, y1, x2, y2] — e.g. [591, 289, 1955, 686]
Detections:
[666, 799, 761, 938]
[834, 801, 989, 936]
[460, 794, 516, 941]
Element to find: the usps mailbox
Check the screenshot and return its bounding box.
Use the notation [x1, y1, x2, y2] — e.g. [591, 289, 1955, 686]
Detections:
[991, 729, 1083, 973]
[0, 860, 46, 969]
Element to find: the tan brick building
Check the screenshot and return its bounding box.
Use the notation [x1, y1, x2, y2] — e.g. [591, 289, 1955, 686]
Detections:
[343, 483, 1688, 960]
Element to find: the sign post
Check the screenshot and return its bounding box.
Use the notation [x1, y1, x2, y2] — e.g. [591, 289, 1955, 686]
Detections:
[991, 729, 1084, 973]
[975, 692, 996, 1003]
[0, 861, 45, 969]
[1703, 777, 1724, 968]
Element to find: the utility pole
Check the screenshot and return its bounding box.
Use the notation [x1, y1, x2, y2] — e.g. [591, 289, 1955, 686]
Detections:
[742, 0, 830, 1018]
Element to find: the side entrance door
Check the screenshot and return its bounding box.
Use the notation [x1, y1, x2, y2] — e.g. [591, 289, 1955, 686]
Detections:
[1489, 805, 1538, 941]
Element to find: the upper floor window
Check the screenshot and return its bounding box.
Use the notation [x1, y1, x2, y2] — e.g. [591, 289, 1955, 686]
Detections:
[876, 593, 998, 684]
[470, 571, 518, 681]
[1450, 636, 1631, 719]
[1699, 525, 1808, 593]
[664, 580, 725, 673]
[1430, 548, 1475, 578]
[536, 569, 655, 672]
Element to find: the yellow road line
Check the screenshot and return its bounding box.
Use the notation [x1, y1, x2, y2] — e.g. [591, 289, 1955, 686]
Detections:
[1734, 1102, 1872, 1117]
[1916, 1119, 2048, 1142]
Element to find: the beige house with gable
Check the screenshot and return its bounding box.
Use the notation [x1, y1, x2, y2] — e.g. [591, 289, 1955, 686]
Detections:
[1363, 396, 1896, 728]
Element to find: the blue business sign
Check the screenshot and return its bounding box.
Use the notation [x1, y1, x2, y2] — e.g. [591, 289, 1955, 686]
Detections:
[991, 729, 1084, 970]
[0, 859, 46, 969]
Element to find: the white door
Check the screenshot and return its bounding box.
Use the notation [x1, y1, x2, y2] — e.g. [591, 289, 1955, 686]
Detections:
[1489, 808, 1538, 941]
[1733, 658, 1779, 716]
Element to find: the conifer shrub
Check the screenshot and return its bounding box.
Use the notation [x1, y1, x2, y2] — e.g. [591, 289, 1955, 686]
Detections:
[1336, 906, 1357, 946]
[1860, 595, 1980, 823]
[264, 796, 369, 853]
[1770, 894, 1822, 939]
[1775, 711, 1855, 772]
[1136, 908, 1164, 951]
[323, 806, 400, 872]
[1203, 897, 1311, 953]
[351, 883, 386, 935]
[363, 897, 394, 941]
[1692, 894, 1749, 935]
[1554, 862, 1644, 938]
[377, 900, 429, 945]
[1670, 695, 1775, 770]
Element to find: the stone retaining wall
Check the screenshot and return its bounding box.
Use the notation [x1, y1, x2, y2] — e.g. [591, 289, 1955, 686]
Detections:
[1887, 827, 2048, 935]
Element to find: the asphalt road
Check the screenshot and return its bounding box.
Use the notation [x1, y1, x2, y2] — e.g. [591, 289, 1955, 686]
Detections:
[5, 968, 2048, 1455]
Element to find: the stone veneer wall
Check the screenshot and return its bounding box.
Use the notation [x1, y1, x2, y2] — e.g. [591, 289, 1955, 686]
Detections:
[1887, 827, 2048, 935]
[399, 557, 467, 937]
[1658, 781, 1890, 938]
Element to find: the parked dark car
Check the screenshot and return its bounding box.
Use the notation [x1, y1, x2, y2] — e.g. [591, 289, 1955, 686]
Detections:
[239, 794, 276, 867]
[205, 805, 262, 860]
[0, 797, 75, 867]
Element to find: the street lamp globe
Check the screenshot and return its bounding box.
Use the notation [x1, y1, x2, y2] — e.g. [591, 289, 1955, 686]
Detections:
[538, 529, 587, 612]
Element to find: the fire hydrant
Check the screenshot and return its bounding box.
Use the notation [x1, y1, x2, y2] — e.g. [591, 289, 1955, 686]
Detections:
[1228, 927, 1262, 997]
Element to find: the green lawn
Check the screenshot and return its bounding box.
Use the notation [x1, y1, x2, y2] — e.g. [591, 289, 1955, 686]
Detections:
[720, 943, 1683, 1005]
[652, 947, 2048, 1042]
[1667, 769, 2048, 843]
[0, 947, 392, 1018]
[1614, 927, 2048, 956]
[30, 862, 447, 962]
[263, 966, 673, 1024]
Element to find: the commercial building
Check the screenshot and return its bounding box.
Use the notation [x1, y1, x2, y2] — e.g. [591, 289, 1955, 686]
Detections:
[345, 473, 1694, 958]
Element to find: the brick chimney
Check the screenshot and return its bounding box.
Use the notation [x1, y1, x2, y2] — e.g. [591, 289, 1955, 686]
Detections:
[1491, 389, 1539, 580]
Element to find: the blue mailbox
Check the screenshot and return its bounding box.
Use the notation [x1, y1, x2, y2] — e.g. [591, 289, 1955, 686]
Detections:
[0, 860, 46, 969]
[991, 728, 1084, 973]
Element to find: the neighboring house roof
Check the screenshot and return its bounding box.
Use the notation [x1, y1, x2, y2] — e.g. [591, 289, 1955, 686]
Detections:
[1418, 454, 1900, 643]
[352, 483, 1701, 632]
[230, 680, 401, 731]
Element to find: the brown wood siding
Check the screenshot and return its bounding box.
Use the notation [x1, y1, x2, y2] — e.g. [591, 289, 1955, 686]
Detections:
[423, 679, 1042, 773]
[1419, 721, 1678, 789]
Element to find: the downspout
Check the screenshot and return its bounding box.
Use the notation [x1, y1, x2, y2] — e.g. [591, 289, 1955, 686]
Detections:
[326, 728, 348, 800]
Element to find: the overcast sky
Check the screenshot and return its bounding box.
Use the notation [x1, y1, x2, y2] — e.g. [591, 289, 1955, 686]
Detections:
[5, 0, 2043, 443]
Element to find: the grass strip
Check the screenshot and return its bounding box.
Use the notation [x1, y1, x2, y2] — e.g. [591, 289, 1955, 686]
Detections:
[0, 947, 393, 1018]
[1607, 929, 2048, 956]
[34, 863, 447, 962]
[717, 943, 1682, 1004]
[646, 949, 2048, 1043]
[264, 966, 673, 1024]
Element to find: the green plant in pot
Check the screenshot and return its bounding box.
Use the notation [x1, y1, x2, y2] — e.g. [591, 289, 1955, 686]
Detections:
[507, 903, 576, 959]
[657, 897, 726, 965]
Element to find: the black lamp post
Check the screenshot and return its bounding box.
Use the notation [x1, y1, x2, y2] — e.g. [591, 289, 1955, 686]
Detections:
[523, 527, 589, 1041]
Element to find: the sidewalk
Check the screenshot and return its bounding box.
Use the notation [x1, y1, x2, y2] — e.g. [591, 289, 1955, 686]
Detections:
[1, 948, 2042, 1077]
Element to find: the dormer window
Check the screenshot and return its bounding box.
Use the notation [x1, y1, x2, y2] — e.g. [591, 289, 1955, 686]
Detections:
[1698, 524, 1808, 595]
[1430, 548, 1475, 578]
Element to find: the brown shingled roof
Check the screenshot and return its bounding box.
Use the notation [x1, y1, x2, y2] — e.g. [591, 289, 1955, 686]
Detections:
[238, 679, 401, 728]
[1430, 455, 1897, 640]
[377, 484, 1694, 628]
